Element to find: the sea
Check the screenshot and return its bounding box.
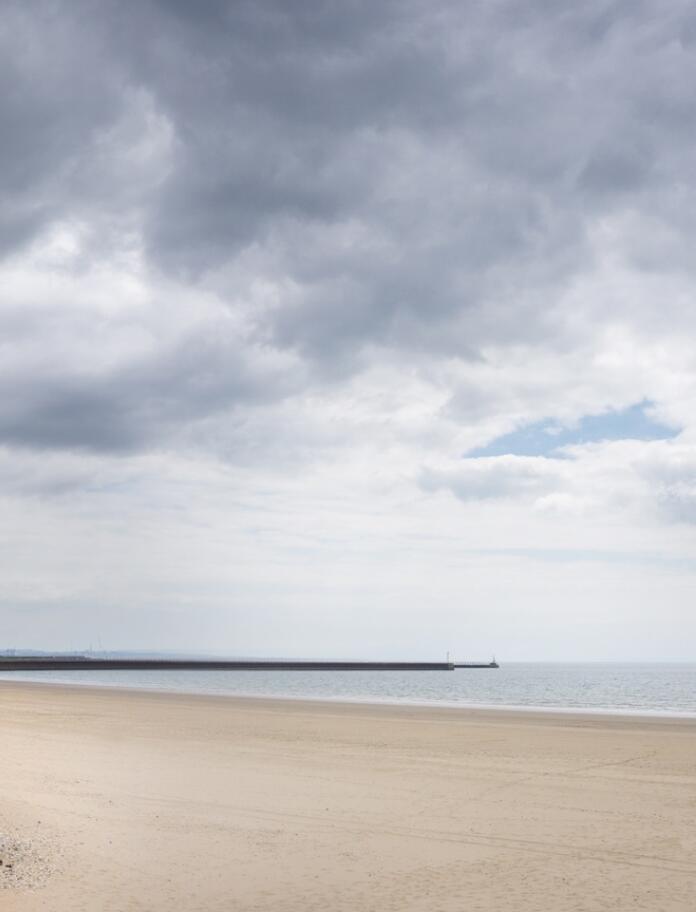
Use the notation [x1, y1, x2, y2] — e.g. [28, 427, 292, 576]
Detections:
[1, 662, 695, 717]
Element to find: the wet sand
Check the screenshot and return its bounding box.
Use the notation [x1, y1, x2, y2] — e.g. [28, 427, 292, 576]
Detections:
[1, 681, 695, 911]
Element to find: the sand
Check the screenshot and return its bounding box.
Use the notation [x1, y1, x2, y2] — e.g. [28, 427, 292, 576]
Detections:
[1, 682, 695, 911]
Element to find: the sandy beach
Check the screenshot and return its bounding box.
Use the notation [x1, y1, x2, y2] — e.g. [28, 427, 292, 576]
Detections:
[1, 683, 695, 911]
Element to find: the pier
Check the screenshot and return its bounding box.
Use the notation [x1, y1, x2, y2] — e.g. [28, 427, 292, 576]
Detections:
[0, 657, 499, 672]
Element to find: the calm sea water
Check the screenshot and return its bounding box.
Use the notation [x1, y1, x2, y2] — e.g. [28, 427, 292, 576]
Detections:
[1, 663, 695, 716]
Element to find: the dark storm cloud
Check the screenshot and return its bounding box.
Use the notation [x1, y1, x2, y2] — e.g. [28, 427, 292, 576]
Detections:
[3, 0, 696, 454]
[0, 2, 128, 256]
[0, 324, 300, 454]
[128, 0, 696, 358]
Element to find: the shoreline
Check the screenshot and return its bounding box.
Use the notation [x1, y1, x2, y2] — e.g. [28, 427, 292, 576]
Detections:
[2, 677, 696, 728]
[2, 675, 696, 724]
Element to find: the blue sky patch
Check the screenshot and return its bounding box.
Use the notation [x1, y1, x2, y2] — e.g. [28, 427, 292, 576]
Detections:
[467, 401, 678, 458]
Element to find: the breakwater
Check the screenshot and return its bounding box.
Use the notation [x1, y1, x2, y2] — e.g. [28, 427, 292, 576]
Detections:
[0, 657, 498, 672]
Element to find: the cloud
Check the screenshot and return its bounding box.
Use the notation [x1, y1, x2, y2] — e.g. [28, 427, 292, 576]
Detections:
[0, 224, 305, 455]
[0, 303, 302, 457]
[3, 0, 696, 470]
[7, 0, 696, 373]
[420, 437, 696, 535]
[421, 456, 563, 503]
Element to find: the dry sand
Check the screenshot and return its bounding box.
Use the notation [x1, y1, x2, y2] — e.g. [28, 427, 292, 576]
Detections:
[1, 682, 695, 912]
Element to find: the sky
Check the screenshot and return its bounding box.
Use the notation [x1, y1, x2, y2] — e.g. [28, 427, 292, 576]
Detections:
[2, 0, 696, 661]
